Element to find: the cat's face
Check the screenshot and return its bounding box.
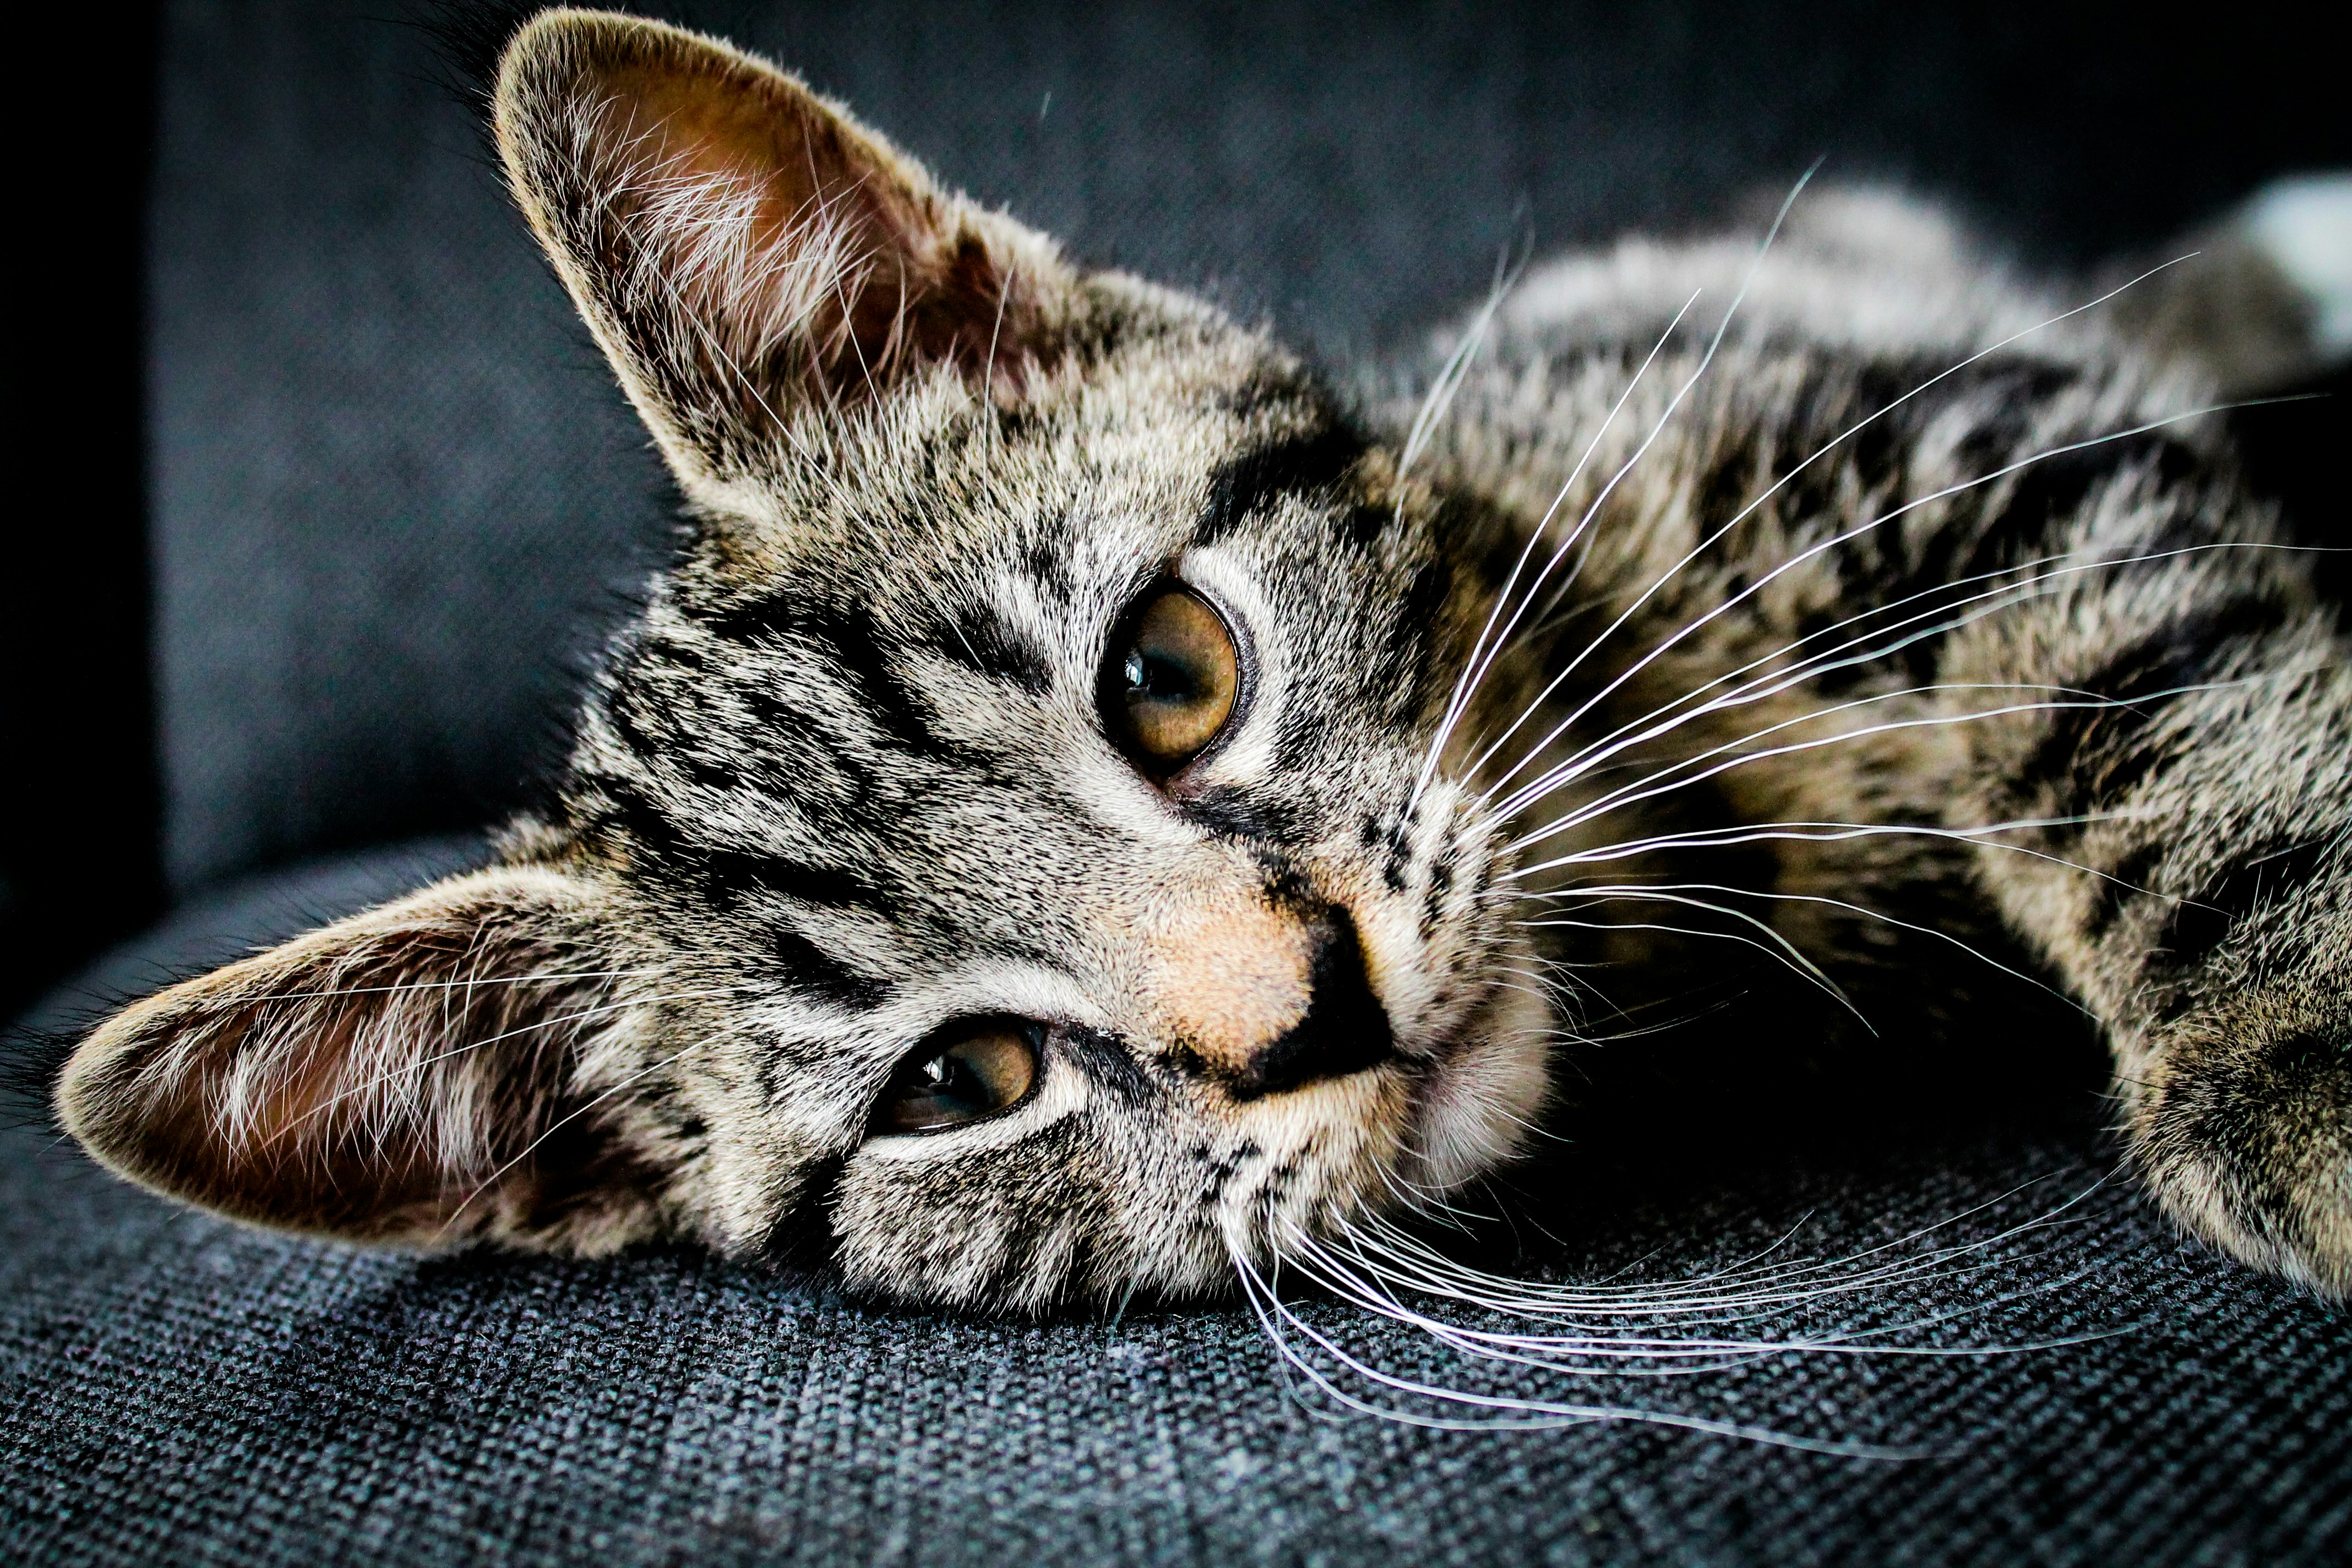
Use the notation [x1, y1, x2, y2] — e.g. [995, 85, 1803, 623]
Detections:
[573, 287, 1555, 1308]
[56, 8, 1551, 1310]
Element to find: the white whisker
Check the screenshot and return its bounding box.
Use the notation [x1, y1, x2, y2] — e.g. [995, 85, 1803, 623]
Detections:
[1411, 292, 1703, 809]
[1464, 250, 2202, 746]
[1499, 678, 2264, 849]
[1453, 171, 1826, 791]
[1474, 400, 2271, 807]
[1226, 1165, 2121, 1449]
[1522, 880, 2090, 1011]
[1506, 817, 2120, 885]
[1515, 893, 1858, 1021]
[1483, 541, 2314, 824]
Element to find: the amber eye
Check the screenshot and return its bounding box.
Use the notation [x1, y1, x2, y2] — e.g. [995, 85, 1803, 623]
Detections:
[876, 1022, 1042, 1134]
[1107, 585, 1242, 772]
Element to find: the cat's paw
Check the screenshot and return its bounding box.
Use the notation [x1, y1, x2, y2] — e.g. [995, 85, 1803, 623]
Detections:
[2109, 172, 2352, 394]
[2124, 996, 2352, 1300]
[2239, 173, 2352, 364]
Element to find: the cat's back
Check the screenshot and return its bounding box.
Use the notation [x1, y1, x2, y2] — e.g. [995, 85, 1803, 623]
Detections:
[1397, 186, 2240, 580]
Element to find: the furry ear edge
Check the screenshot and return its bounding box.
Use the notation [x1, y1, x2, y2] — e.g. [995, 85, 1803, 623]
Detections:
[491, 7, 1076, 486]
[55, 864, 671, 1255]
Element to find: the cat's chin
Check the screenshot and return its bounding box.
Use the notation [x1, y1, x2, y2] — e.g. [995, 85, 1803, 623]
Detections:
[1392, 980, 1555, 1197]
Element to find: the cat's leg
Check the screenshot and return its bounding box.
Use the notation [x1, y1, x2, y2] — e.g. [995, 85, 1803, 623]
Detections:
[1914, 183, 2352, 1297]
[1451, 197, 2349, 1294]
[1937, 481, 2352, 1297]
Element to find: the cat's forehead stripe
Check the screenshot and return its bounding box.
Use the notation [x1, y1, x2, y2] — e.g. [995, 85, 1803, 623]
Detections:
[914, 608, 1055, 696]
[579, 774, 895, 1009]
[1194, 421, 1373, 547]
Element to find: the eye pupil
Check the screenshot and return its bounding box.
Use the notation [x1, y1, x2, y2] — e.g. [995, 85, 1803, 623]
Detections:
[1104, 585, 1241, 772]
[1129, 651, 1194, 701]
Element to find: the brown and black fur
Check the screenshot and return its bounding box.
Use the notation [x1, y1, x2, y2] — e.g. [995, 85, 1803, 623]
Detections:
[57, 11, 2350, 1308]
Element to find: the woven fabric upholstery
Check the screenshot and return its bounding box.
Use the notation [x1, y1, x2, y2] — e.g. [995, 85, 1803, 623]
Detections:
[6, 846, 2348, 1566]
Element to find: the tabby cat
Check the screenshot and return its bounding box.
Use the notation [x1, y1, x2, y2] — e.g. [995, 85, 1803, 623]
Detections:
[58, 8, 2351, 1314]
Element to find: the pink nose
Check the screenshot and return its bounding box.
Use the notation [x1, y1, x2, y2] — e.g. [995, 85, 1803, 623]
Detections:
[1173, 906, 1395, 1098]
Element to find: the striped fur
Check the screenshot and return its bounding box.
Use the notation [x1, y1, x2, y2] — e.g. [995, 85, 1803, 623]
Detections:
[59, 13, 2349, 1307]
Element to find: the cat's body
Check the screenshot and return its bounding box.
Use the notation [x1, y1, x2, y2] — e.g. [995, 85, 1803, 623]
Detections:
[56, 9, 2352, 1313]
[1422, 197, 2351, 1293]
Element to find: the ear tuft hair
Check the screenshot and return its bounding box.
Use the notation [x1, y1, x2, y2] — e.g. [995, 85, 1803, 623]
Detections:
[491, 8, 1075, 485]
[56, 867, 667, 1253]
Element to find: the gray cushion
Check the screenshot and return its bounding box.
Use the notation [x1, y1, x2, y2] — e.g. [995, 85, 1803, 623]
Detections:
[6, 843, 2347, 1565]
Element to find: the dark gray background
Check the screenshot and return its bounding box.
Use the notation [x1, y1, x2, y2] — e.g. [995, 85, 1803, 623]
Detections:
[135, 0, 2352, 902]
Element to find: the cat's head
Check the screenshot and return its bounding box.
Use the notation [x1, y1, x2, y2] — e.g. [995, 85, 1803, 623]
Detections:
[57, 8, 1552, 1310]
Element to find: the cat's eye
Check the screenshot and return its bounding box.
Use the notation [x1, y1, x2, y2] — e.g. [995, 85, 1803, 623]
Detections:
[876, 1022, 1042, 1134]
[1106, 584, 1242, 772]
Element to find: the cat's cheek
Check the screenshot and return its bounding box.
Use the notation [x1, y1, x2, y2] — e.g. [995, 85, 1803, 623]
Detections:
[1401, 982, 1555, 1194]
[824, 1066, 1114, 1309]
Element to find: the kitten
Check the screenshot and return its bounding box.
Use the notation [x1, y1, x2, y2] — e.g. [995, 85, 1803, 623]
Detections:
[57, 7, 2351, 1313]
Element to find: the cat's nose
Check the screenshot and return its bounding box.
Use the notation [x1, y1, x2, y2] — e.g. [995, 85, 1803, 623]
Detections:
[1219, 907, 1395, 1099]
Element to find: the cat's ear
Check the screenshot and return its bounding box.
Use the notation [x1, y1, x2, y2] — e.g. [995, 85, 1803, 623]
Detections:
[492, 8, 1074, 483]
[56, 867, 666, 1253]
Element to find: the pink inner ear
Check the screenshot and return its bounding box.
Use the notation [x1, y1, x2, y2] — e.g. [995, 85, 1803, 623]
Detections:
[575, 50, 1052, 409]
[129, 982, 468, 1234]
[60, 872, 660, 1248]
